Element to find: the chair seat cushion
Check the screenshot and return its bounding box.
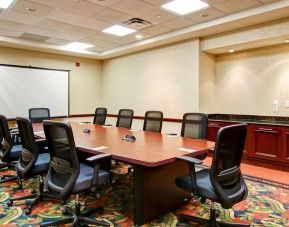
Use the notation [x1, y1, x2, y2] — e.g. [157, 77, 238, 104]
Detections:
[175, 169, 218, 201]
[8, 145, 22, 160]
[32, 153, 50, 175]
[72, 163, 110, 193]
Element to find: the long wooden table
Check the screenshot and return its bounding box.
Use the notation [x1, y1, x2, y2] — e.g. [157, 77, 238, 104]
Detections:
[33, 122, 215, 226]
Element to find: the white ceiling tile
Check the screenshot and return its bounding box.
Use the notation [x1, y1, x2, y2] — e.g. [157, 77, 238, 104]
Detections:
[36, 19, 71, 32]
[202, 0, 230, 4]
[80, 37, 120, 48]
[60, 0, 105, 17]
[111, 0, 156, 17]
[162, 17, 196, 29]
[89, 46, 111, 52]
[53, 32, 84, 41]
[64, 26, 96, 37]
[257, 0, 280, 3]
[27, 27, 59, 37]
[77, 18, 109, 31]
[213, 0, 262, 14]
[46, 9, 86, 25]
[0, 28, 23, 37]
[28, 0, 66, 8]
[142, 0, 171, 6]
[45, 38, 71, 45]
[140, 7, 178, 24]
[86, 0, 121, 7]
[2, 11, 42, 26]
[91, 8, 131, 24]
[141, 24, 172, 35]
[10, 0, 55, 17]
[0, 20, 31, 32]
[185, 7, 226, 22]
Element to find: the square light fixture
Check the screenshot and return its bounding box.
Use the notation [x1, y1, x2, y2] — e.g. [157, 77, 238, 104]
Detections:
[0, 0, 15, 9]
[161, 0, 209, 15]
[102, 25, 136, 37]
[64, 42, 94, 51]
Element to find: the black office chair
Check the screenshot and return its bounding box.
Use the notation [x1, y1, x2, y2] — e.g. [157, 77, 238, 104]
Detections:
[93, 107, 107, 125]
[116, 109, 134, 129]
[7, 117, 50, 215]
[181, 113, 208, 160]
[175, 124, 249, 227]
[143, 111, 163, 133]
[0, 115, 22, 183]
[29, 108, 50, 123]
[39, 120, 111, 227]
[181, 113, 208, 139]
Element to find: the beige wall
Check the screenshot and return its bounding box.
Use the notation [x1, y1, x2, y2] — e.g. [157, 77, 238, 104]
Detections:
[0, 46, 102, 115]
[211, 44, 289, 116]
[101, 39, 200, 118]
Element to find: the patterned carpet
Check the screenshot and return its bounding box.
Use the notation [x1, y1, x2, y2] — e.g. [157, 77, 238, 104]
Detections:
[0, 163, 289, 227]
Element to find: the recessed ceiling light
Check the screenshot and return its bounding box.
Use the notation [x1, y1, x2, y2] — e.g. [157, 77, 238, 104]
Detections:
[102, 25, 136, 37]
[0, 0, 15, 9]
[135, 34, 143, 39]
[64, 42, 94, 51]
[201, 13, 209, 18]
[161, 0, 209, 16]
[26, 7, 38, 12]
[228, 49, 235, 53]
[284, 39, 289, 43]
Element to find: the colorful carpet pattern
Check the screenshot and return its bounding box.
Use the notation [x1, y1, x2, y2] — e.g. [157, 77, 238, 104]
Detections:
[0, 163, 288, 227]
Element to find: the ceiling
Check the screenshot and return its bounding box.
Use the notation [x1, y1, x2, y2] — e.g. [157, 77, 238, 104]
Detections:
[0, 0, 288, 59]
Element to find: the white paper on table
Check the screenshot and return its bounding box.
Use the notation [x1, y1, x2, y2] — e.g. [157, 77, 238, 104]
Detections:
[34, 131, 44, 134]
[178, 147, 197, 153]
[130, 129, 139, 132]
[91, 146, 109, 151]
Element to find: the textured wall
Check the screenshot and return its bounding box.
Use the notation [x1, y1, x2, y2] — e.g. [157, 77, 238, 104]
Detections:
[101, 40, 200, 118]
[0, 46, 102, 115]
[213, 44, 289, 116]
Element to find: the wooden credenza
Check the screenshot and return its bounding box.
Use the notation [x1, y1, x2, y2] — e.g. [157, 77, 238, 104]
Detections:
[207, 121, 289, 169]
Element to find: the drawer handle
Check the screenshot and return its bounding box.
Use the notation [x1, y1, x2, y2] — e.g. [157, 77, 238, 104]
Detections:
[257, 128, 273, 131]
[255, 129, 278, 134]
[209, 124, 220, 126]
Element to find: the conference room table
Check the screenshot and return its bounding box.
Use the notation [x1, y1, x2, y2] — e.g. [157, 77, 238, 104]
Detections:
[33, 122, 215, 226]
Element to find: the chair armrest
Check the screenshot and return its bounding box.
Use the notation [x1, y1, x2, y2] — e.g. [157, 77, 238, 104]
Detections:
[86, 153, 112, 163]
[176, 156, 203, 165]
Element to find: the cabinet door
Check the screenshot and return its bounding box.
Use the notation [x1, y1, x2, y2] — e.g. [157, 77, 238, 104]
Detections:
[251, 125, 282, 161]
[207, 122, 224, 141]
[281, 128, 289, 163]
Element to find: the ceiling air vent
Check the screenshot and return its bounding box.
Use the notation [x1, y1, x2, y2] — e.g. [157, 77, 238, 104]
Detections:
[123, 17, 152, 30]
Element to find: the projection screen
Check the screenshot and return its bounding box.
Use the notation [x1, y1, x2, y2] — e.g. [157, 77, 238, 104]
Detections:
[0, 64, 69, 119]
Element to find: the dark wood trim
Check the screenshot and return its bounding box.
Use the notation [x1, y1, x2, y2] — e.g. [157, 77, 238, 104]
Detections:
[69, 114, 94, 117]
[0, 63, 70, 72]
[107, 114, 182, 123]
[242, 156, 289, 171]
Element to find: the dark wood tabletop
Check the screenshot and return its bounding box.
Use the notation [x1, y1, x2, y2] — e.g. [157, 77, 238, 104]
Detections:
[33, 122, 215, 167]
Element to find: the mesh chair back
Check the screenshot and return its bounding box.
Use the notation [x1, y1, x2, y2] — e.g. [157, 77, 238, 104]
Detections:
[116, 109, 134, 129]
[16, 117, 39, 176]
[29, 108, 50, 123]
[43, 121, 79, 199]
[143, 111, 163, 133]
[210, 123, 248, 208]
[181, 113, 208, 139]
[93, 107, 107, 125]
[0, 115, 13, 160]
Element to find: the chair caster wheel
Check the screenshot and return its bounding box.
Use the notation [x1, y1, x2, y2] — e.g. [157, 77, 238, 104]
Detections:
[1, 176, 5, 180]
[7, 200, 13, 206]
[31, 189, 36, 194]
[62, 206, 70, 215]
[25, 208, 31, 215]
[96, 193, 101, 199]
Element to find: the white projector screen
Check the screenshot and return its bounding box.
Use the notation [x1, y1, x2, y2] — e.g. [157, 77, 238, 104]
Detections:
[0, 64, 69, 119]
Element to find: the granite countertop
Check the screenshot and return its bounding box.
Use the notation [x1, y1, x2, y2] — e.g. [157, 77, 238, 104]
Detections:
[208, 114, 289, 127]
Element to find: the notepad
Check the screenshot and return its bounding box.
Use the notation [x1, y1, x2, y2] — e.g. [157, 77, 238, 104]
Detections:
[91, 146, 108, 151]
[130, 129, 139, 132]
[178, 147, 196, 153]
[102, 125, 112, 128]
[34, 131, 44, 134]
